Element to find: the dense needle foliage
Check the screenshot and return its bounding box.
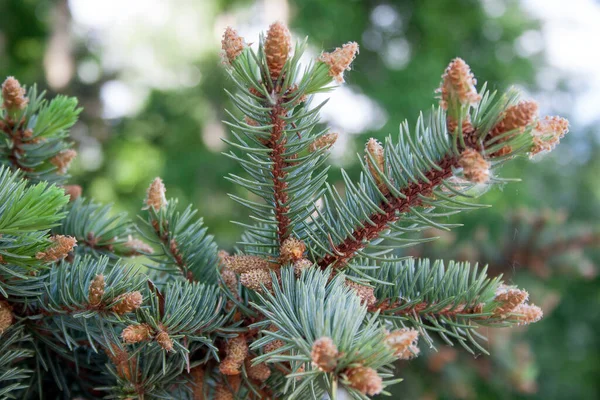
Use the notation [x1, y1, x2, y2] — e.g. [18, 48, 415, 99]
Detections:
[0, 22, 571, 399]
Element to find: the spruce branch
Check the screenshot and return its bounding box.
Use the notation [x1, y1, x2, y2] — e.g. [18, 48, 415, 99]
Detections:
[308, 59, 568, 270]
[364, 258, 542, 354]
[0, 78, 81, 184]
[139, 178, 221, 284]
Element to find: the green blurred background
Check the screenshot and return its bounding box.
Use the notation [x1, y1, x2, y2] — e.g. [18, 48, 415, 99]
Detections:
[1, 0, 598, 398]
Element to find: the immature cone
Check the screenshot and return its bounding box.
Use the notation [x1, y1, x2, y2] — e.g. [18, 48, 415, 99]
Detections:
[36, 235, 77, 262]
[88, 274, 105, 307]
[385, 328, 420, 360]
[293, 258, 313, 278]
[224, 254, 272, 274]
[63, 185, 82, 201]
[530, 116, 569, 156]
[279, 237, 306, 263]
[219, 335, 248, 375]
[245, 358, 271, 381]
[458, 148, 490, 184]
[512, 304, 543, 326]
[240, 268, 272, 292]
[156, 330, 174, 351]
[438, 58, 480, 110]
[111, 291, 143, 314]
[345, 366, 383, 396]
[190, 366, 205, 400]
[0, 301, 14, 333]
[319, 42, 359, 83]
[346, 281, 377, 307]
[264, 22, 291, 79]
[489, 101, 539, 156]
[311, 337, 339, 372]
[221, 27, 245, 64]
[50, 149, 77, 174]
[493, 285, 529, 318]
[123, 235, 154, 256]
[365, 138, 388, 194]
[122, 323, 152, 344]
[144, 177, 167, 211]
[2, 76, 28, 111]
[309, 132, 338, 152]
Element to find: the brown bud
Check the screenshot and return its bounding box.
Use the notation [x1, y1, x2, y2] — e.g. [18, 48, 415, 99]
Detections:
[319, 42, 359, 83]
[493, 285, 529, 317]
[293, 258, 313, 278]
[245, 358, 271, 381]
[0, 301, 14, 333]
[144, 177, 167, 211]
[219, 335, 248, 376]
[50, 149, 77, 174]
[512, 304, 543, 326]
[111, 291, 143, 314]
[309, 132, 338, 152]
[385, 328, 420, 360]
[264, 22, 292, 79]
[123, 235, 153, 256]
[240, 269, 272, 293]
[365, 138, 388, 194]
[458, 148, 490, 184]
[530, 116, 569, 156]
[223, 254, 272, 274]
[156, 331, 174, 351]
[122, 323, 152, 344]
[88, 274, 105, 307]
[279, 237, 306, 263]
[488, 101, 539, 156]
[2, 76, 28, 111]
[311, 337, 339, 372]
[438, 58, 480, 110]
[345, 281, 377, 307]
[221, 27, 245, 65]
[36, 235, 77, 263]
[345, 366, 383, 396]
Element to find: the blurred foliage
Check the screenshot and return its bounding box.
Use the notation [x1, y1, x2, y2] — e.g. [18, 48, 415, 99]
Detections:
[1, 0, 598, 399]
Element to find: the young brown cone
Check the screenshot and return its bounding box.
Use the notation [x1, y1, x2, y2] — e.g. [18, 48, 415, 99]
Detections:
[88, 274, 105, 307]
[50, 149, 77, 174]
[345, 366, 383, 396]
[311, 337, 339, 372]
[122, 323, 152, 344]
[221, 27, 245, 65]
[111, 291, 143, 314]
[385, 328, 420, 360]
[319, 42, 359, 83]
[265, 22, 292, 80]
[2, 76, 28, 111]
[144, 177, 167, 211]
[36, 235, 77, 262]
[458, 148, 490, 184]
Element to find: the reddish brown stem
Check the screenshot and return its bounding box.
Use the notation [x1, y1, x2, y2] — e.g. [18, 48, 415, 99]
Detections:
[268, 101, 291, 245]
[318, 155, 459, 268]
[151, 220, 194, 282]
